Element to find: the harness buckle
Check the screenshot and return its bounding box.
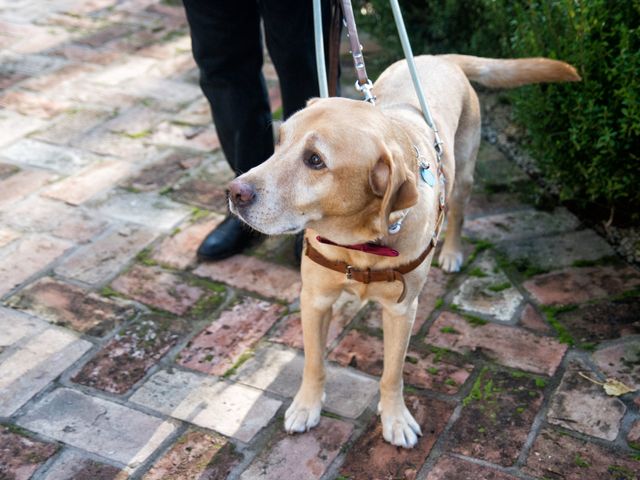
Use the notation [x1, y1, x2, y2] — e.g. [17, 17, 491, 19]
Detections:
[346, 265, 353, 280]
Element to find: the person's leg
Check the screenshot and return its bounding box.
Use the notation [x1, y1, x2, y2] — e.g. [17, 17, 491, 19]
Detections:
[184, 0, 274, 174]
[260, 0, 333, 120]
[183, 0, 272, 260]
[261, 0, 336, 262]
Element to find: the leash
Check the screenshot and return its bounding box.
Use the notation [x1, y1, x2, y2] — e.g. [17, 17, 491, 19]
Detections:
[313, 0, 444, 158]
[313, 0, 329, 98]
[388, 0, 443, 157]
[309, 1, 448, 302]
[340, 0, 376, 103]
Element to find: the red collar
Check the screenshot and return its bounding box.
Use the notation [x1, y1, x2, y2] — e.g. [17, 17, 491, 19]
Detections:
[316, 236, 399, 257]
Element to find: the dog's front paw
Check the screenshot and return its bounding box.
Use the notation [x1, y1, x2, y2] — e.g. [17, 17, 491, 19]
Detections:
[284, 391, 325, 433]
[438, 249, 463, 273]
[378, 401, 422, 448]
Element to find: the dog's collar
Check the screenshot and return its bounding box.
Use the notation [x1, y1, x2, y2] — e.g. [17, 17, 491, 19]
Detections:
[305, 238, 437, 302]
[315, 236, 399, 257]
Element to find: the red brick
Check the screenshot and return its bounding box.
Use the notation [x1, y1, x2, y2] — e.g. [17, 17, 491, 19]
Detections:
[0, 426, 58, 479]
[88, 190, 191, 231]
[177, 297, 283, 375]
[524, 265, 640, 306]
[502, 230, 614, 271]
[0, 170, 53, 209]
[0, 112, 46, 148]
[143, 430, 240, 480]
[31, 108, 112, 146]
[3, 139, 95, 174]
[43, 160, 133, 205]
[339, 396, 454, 480]
[592, 340, 640, 391]
[147, 122, 220, 151]
[464, 207, 580, 242]
[3, 196, 107, 243]
[547, 361, 626, 441]
[7, 277, 136, 336]
[0, 90, 70, 118]
[524, 428, 640, 480]
[270, 291, 364, 349]
[519, 303, 552, 334]
[447, 368, 546, 466]
[363, 266, 448, 334]
[426, 455, 518, 480]
[37, 450, 124, 480]
[0, 234, 73, 297]
[151, 215, 223, 269]
[425, 312, 567, 376]
[466, 190, 527, 218]
[54, 225, 156, 286]
[102, 105, 165, 138]
[329, 330, 473, 394]
[49, 44, 120, 65]
[125, 151, 202, 192]
[194, 254, 301, 302]
[0, 228, 20, 249]
[71, 126, 155, 159]
[171, 97, 212, 126]
[240, 417, 352, 479]
[628, 420, 640, 449]
[21, 63, 96, 92]
[558, 298, 640, 346]
[76, 23, 138, 48]
[169, 178, 229, 212]
[111, 265, 205, 315]
[73, 314, 189, 394]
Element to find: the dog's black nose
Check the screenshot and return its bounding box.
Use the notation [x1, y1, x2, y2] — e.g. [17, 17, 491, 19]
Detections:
[228, 179, 256, 207]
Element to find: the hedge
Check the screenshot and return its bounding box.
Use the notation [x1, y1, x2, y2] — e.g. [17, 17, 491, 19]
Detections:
[356, 0, 640, 223]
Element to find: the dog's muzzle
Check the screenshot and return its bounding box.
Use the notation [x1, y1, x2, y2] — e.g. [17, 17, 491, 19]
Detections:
[228, 178, 256, 209]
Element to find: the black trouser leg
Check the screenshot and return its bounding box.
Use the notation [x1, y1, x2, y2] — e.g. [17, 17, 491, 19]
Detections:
[260, 0, 331, 120]
[183, 0, 273, 175]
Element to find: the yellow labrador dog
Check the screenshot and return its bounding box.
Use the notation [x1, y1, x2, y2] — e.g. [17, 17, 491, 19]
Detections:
[228, 55, 579, 448]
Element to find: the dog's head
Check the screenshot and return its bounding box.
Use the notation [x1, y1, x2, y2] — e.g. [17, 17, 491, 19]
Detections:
[229, 97, 419, 244]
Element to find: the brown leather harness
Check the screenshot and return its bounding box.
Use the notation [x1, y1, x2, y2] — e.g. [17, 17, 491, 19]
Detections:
[304, 201, 446, 303]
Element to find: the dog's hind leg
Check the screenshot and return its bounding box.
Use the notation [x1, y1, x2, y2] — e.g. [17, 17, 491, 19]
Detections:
[285, 283, 340, 434]
[378, 297, 422, 448]
[438, 86, 481, 272]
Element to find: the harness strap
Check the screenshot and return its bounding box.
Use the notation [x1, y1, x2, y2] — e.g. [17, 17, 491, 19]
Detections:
[305, 239, 436, 303]
[341, 0, 375, 103]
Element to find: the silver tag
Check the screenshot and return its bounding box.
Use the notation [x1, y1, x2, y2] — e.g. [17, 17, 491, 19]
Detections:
[420, 166, 435, 187]
[388, 222, 402, 234]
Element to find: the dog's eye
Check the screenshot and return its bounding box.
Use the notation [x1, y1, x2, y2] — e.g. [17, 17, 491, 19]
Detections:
[304, 153, 326, 170]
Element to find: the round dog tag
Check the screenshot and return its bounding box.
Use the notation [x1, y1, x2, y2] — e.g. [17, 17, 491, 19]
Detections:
[420, 166, 435, 187]
[388, 222, 402, 234]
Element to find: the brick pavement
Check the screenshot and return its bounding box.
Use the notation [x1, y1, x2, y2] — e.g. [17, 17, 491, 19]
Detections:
[0, 1, 639, 479]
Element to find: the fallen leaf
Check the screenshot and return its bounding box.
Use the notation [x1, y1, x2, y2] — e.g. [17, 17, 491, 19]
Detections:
[602, 378, 636, 397]
[578, 372, 637, 397]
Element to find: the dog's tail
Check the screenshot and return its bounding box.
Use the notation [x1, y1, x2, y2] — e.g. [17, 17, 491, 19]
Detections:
[440, 54, 581, 88]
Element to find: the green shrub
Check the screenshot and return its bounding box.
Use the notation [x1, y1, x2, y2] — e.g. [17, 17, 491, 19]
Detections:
[356, 0, 509, 57]
[356, 0, 640, 223]
[507, 0, 640, 222]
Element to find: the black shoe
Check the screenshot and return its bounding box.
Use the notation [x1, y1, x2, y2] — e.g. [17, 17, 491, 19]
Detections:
[197, 215, 262, 261]
[294, 231, 304, 265]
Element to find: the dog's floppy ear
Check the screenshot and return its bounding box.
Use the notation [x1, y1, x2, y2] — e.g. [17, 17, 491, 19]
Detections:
[369, 147, 419, 233]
